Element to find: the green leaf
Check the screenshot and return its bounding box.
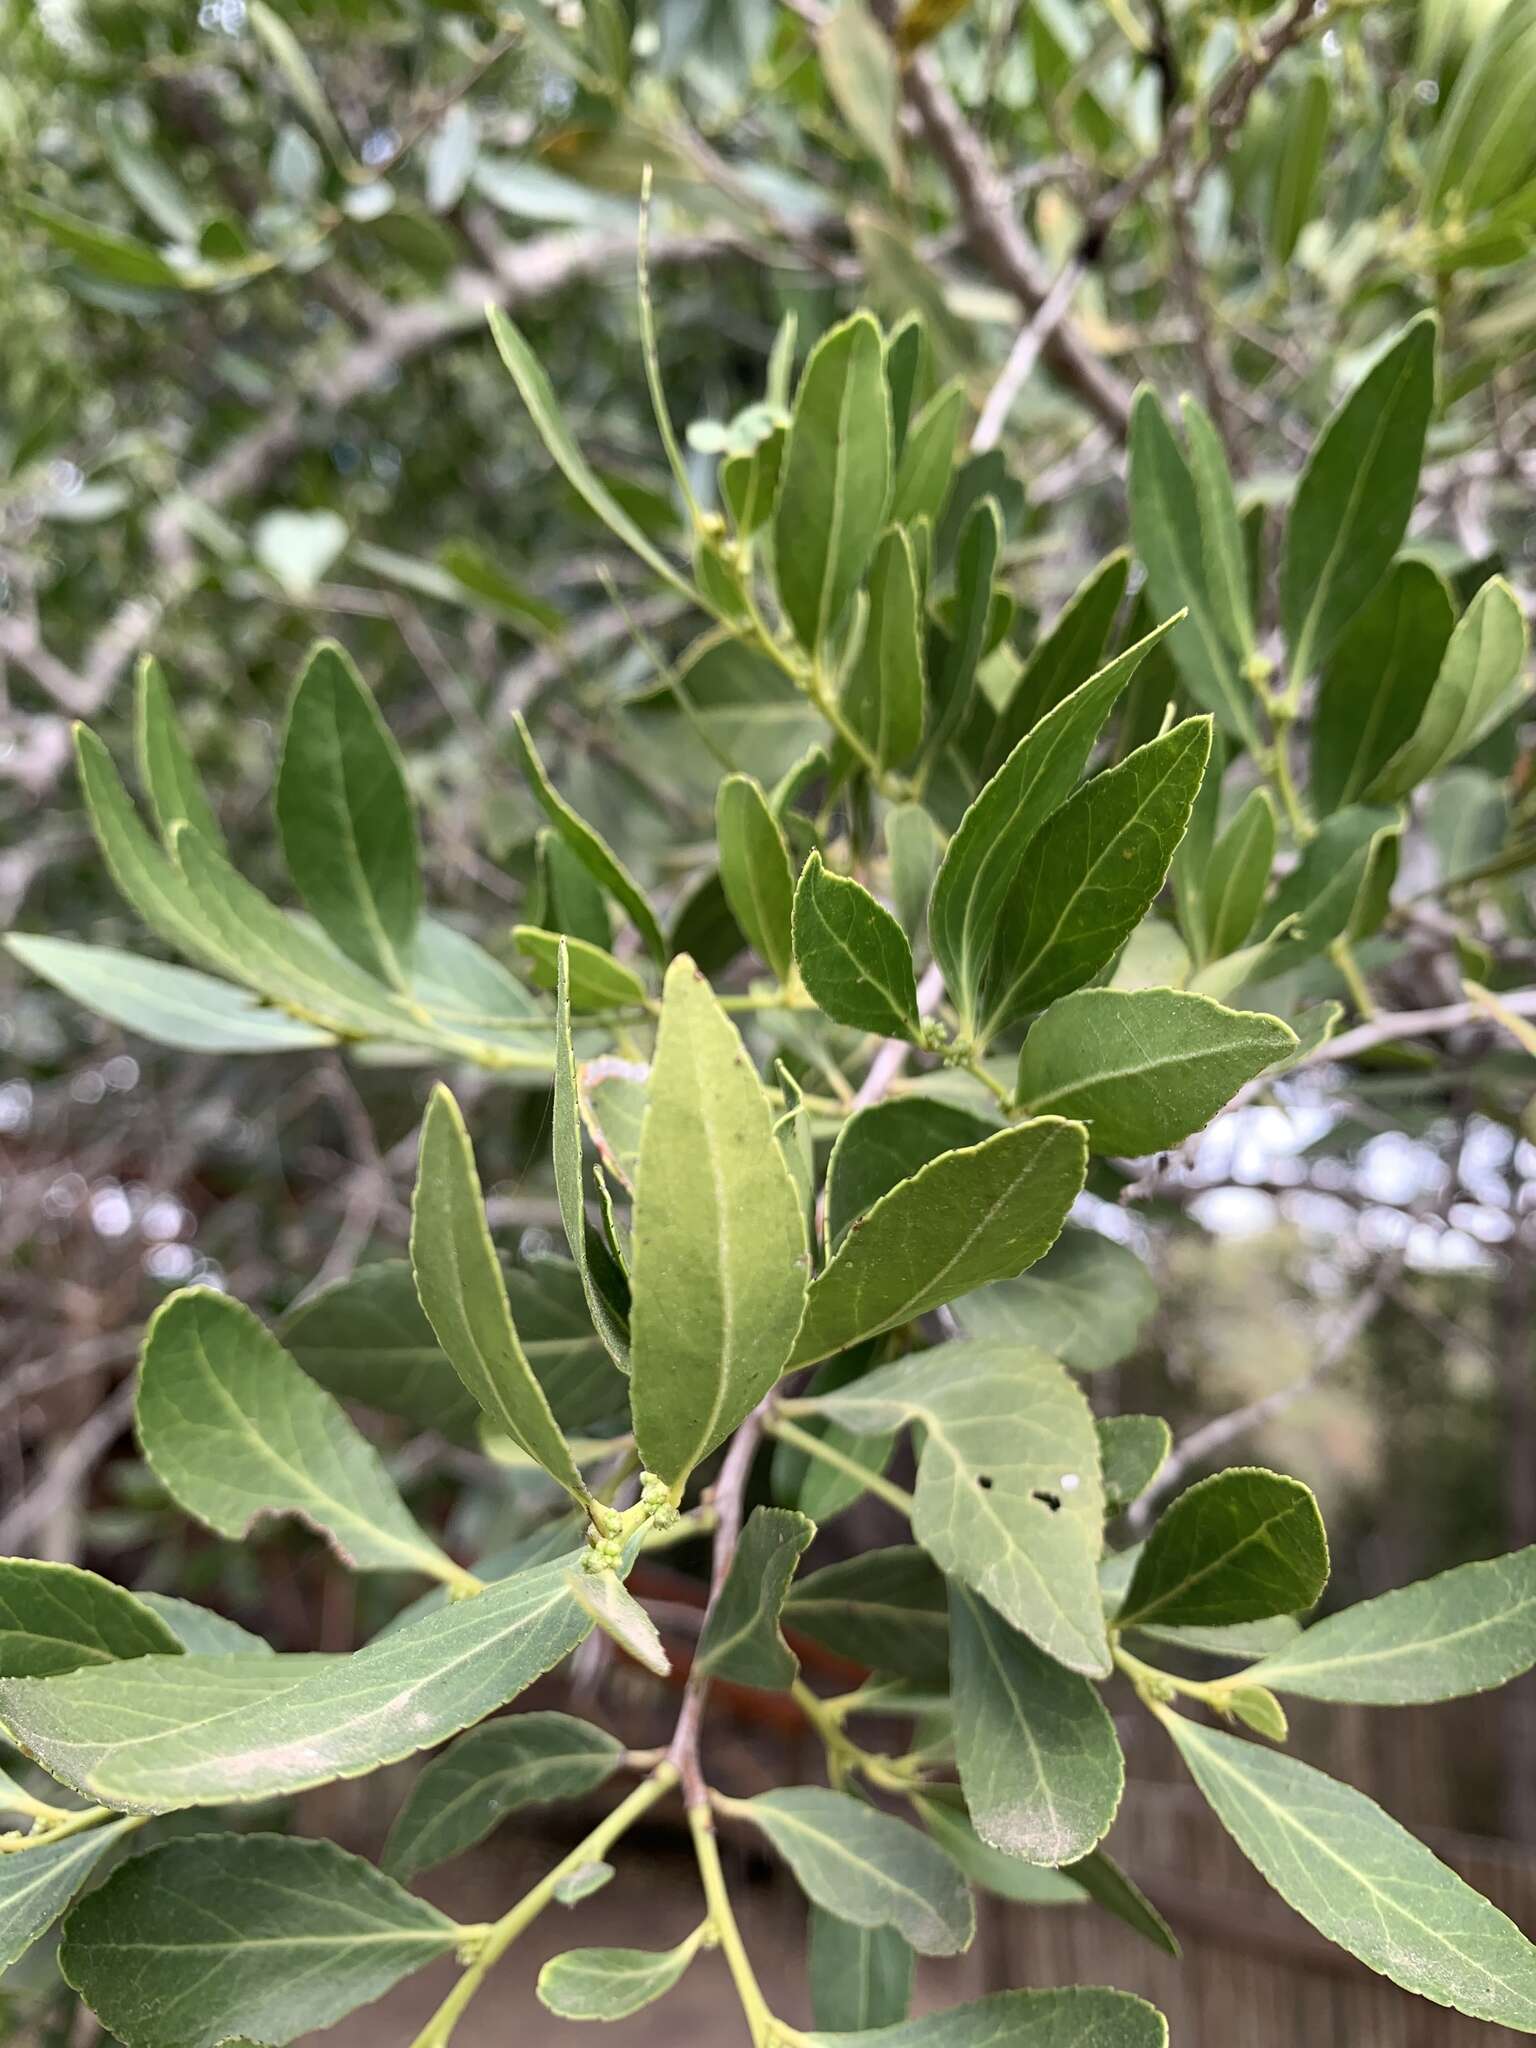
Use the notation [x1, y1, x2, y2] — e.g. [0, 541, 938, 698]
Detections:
[1065, 1847, 1180, 1956]
[134, 655, 222, 848]
[0, 1818, 142, 1971]
[792, 1118, 1088, 1369]
[927, 498, 1002, 751]
[913, 1791, 1087, 1906]
[1261, 805, 1400, 961]
[1118, 1468, 1329, 1631]
[825, 1099, 994, 1251]
[282, 1259, 479, 1436]
[629, 957, 808, 1484]
[519, 922, 639, 1011]
[554, 1859, 614, 1904]
[1280, 314, 1437, 683]
[1426, 0, 1536, 217]
[1097, 1417, 1171, 1512]
[23, 198, 181, 288]
[810, 1906, 915, 2032]
[950, 1585, 1123, 1864]
[1202, 788, 1277, 958]
[538, 1929, 707, 2021]
[953, 1228, 1156, 1374]
[809, 1987, 1170, 2046]
[383, 1712, 622, 1879]
[555, 946, 631, 1370]
[717, 773, 796, 982]
[1181, 397, 1257, 663]
[564, 1567, 670, 1675]
[1015, 989, 1296, 1155]
[3, 936, 337, 1055]
[537, 829, 613, 949]
[889, 380, 965, 531]
[1268, 68, 1330, 264]
[0, 1552, 593, 1811]
[436, 537, 564, 632]
[137, 1287, 462, 1583]
[978, 718, 1213, 1037]
[772, 1345, 899, 1522]
[1369, 575, 1530, 799]
[695, 1506, 815, 1688]
[135, 1594, 273, 1658]
[784, 1546, 950, 1687]
[887, 801, 943, 939]
[59, 1833, 460, 2048]
[797, 1342, 1109, 1673]
[843, 526, 926, 770]
[988, 551, 1130, 764]
[511, 713, 666, 965]
[733, 1787, 974, 1955]
[1248, 1546, 1536, 1704]
[275, 641, 420, 986]
[819, 0, 902, 184]
[793, 851, 921, 1037]
[1167, 1716, 1536, 2028]
[0, 1560, 182, 1679]
[411, 1086, 588, 1503]
[1310, 561, 1455, 813]
[928, 617, 1181, 1038]
[774, 312, 893, 652]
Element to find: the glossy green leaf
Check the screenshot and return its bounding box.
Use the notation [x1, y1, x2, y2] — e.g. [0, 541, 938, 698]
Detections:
[1015, 989, 1296, 1155]
[629, 957, 808, 1484]
[513, 925, 648, 1010]
[1310, 561, 1455, 812]
[953, 1228, 1155, 1373]
[275, 641, 420, 986]
[695, 1506, 815, 1688]
[809, 1987, 1170, 2046]
[538, 1929, 706, 2021]
[1181, 397, 1256, 663]
[810, 1905, 915, 2032]
[889, 380, 965, 530]
[1249, 1546, 1536, 1704]
[0, 1819, 142, 1971]
[774, 312, 893, 651]
[717, 773, 796, 982]
[950, 1585, 1123, 1864]
[0, 1560, 182, 1679]
[1118, 1469, 1329, 1631]
[794, 852, 920, 1037]
[733, 1787, 973, 1955]
[1280, 314, 1437, 683]
[134, 654, 222, 848]
[1097, 1417, 1171, 1512]
[792, 1118, 1087, 1368]
[1202, 788, 1276, 957]
[1269, 68, 1330, 264]
[824, 1098, 994, 1250]
[59, 1833, 461, 2048]
[1168, 1717, 1536, 2028]
[784, 1546, 950, 1687]
[554, 946, 632, 1370]
[843, 526, 926, 770]
[1369, 575, 1530, 799]
[411, 1086, 588, 1502]
[988, 551, 1129, 763]
[137, 1287, 462, 1583]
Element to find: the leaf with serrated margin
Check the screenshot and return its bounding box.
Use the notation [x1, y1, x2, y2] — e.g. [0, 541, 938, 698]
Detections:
[555, 944, 631, 1369]
[791, 1118, 1088, 1369]
[629, 957, 807, 1484]
[1369, 575, 1530, 800]
[1310, 561, 1454, 813]
[0, 1559, 182, 1678]
[794, 1342, 1108, 1673]
[1118, 1468, 1329, 1631]
[785, 1545, 949, 1686]
[538, 1930, 706, 2021]
[137, 1287, 463, 1584]
[794, 852, 920, 1038]
[987, 550, 1129, 768]
[1248, 1546, 1536, 1704]
[1169, 1716, 1536, 2028]
[0, 1818, 142, 1972]
[809, 1986, 1170, 2046]
[717, 772, 796, 982]
[695, 1506, 815, 1688]
[825, 1098, 995, 1251]
[810, 1905, 914, 2032]
[59, 1833, 461, 2048]
[844, 527, 926, 770]
[953, 1228, 1155, 1374]
[134, 655, 223, 847]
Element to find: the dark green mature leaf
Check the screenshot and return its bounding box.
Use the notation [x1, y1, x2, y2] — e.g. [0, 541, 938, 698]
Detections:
[844, 526, 927, 770]
[930, 615, 1180, 1037]
[1118, 1469, 1329, 1631]
[553, 947, 631, 1370]
[953, 1229, 1155, 1373]
[1369, 575, 1530, 799]
[950, 1586, 1123, 1864]
[1066, 1848, 1180, 1956]
[0, 1560, 182, 1678]
[717, 773, 796, 982]
[774, 312, 892, 651]
[798, 1343, 1108, 1672]
[137, 1287, 463, 1583]
[889, 379, 965, 530]
[1261, 804, 1400, 961]
[824, 1098, 994, 1250]
[513, 925, 648, 1010]
[275, 641, 420, 987]
[733, 1787, 974, 1954]
[988, 552, 1129, 765]
[629, 957, 807, 1484]
[383, 1711, 622, 1878]
[791, 1119, 1087, 1368]
[282, 1259, 478, 1436]
[809, 1905, 915, 2032]
[809, 1987, 1170, 2046]
[784, 1546, 950, 1687]
[538, 1931, 706, 2020]
[1168, 1718, 1536, 2028]
[59, 1834, 461, 2048]
[978, 718, 1213, 1037]
[913, 1792, 1086, 1906]
[1097, 1417, 1172, 1511]
[793, 852, 920, 1038]
[1426, 0, 1536, 217]
[1181, 397, 1256, 664]
[134, 655, 222, 848]
[1249, 1547, 1536, 1704]
[1310, 561, 1454, 812]
[411, 1086, 588, 1502]
[24, 197, 182, 286]
[1015, 989, 1296, 1155]
[927, 497, 1002, 749]
[537, 829, 613, 949]
[1269, 68, 1330, 264]
[1280, 314, 1437, 683]
[0, 1552, 593, 1810]
[695, 1506, 815, 1688]
[1202, 788, 1276, 958]
[135, 1595, 273, 1658]
[0, 1819, 143, 1971]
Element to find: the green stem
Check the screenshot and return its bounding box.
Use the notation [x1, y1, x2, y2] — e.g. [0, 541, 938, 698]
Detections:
[764, 1412, 917, 1519]
[690, 1803, 780, 2045]
[0, 1805, 143, 1851]
[789, 1679, 923, 1795]
[963, 1056, 1013, 1109]
[1329, 936, 1377, 1018]
[1113, 1641, 1239, 1711]
[1264, 721, 1312, 844]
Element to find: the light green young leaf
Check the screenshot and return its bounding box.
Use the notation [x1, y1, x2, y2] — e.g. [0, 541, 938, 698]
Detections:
[59, 1833, 460, 2048]
[784, 1546, 950, 1687]
[695, 1506, 815, 1689]
[825, 1098, 995, 1251]
[810, 1986, 1170, 2046]
[275, 641, 420, 987]
[137, 1287, 463, 1584]
[0, 1559, 182, 1678]
[950, 1585, 1124, 1864]
[810, 1905, 915, 2032]
[134, 654, 223, 848]
[0, 1818, 143, 1972]
[1168, 1716, 1536, 2029]
[953, 1227, 1156, 1373]
[792, 1118, 1088, 1369]
[538, 1928, 707, 2021]
[717, 772, 796, 982]
[733, 1787, 974, 1955]
[889, 379, 965, 531]
[1015, 989, 1296, 1155]
[1181, 396, 1256, 662]
[554, 946, 632, 1370]
[1248, 1546, 1536, 1704]
[1368, 575, 1530, 800]
[819, 0, 902, 184]
[1117, 1468, 1330, 1631]
[1280, 314, 1437, 683]
[1202, 787, 1276, 958]
[1097, 1416, 1172, 1512]
[564, 1567, 670, 1676]
[843, 526, 926, 770]
[555, 1860, 615, 1904]
[514, 925, 647, 1012]
[774, 312, 892, 652]
[629, 957, 808, 1484]
[411, 1086, 588, 1503]
[793, 851, 921, 1038]
[1310, 560, 1454, 813]
[988, 550, 1130, 765]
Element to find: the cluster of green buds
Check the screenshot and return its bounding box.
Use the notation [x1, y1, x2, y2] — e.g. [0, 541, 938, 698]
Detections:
[639, 1470, 681, 1532]
[582, 1504, 626, 1575]
[581, 1474, 681, 1574]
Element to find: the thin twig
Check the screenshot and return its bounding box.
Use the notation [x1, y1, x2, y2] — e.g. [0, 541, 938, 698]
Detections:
[970, 257, 1088, 455]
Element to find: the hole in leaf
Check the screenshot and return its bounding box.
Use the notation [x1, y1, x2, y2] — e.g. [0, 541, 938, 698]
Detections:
[976, 1474, 994, 1491]
[1031, 1489, 1062, 1512]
